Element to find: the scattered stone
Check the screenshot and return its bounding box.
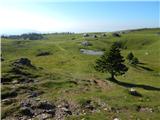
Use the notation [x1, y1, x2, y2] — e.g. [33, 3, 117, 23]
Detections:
[55, 100, 79, 120]
[20, 107, 34, 116]
[28, 91, 39, 98]
[137, 106, 153, 113]
[92, 109, 100, 113]
[20, 100, 33, 108]
[2, 98, 16, 105]
[35, 97, 41, 101]
[12, 80, 19, 84]
[82, 100, 95, 110]
[2, 117, 19, 120]
[38, 101, 55, 110]
[19, 99, 56, 119]
[81, 41, 92, 46]
[36, 113, 52, 120]
[61, 107, 72, 115]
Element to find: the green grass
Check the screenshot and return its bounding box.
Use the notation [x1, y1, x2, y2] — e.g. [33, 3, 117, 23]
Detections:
[1, 28, 160, 119]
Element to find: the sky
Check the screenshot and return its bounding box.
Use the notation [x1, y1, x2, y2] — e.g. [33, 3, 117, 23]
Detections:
[0, 0, 159, 34]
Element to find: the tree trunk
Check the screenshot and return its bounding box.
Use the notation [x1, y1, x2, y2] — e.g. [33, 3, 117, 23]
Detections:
[111, 72, 115, 80]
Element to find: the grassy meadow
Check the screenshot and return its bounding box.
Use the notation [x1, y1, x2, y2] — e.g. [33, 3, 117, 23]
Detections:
[1, 28, 160, 120]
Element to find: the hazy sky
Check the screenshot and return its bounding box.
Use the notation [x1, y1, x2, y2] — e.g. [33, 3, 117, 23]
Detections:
[0, 0, 159, 34]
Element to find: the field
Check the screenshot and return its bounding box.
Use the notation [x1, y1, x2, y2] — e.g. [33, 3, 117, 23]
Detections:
[1, 28, 160, 120]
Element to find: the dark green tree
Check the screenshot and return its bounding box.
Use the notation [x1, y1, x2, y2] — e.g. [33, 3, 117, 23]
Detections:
[95, 43, 128, 80]
[126, 52, 134, 62]
[131, 57, 139, 65]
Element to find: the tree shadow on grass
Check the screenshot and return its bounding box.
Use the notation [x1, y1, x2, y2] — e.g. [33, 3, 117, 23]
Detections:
[131, 63, 154, 72]
[136, 65, 154, 71]
[107, 78, 160, 91]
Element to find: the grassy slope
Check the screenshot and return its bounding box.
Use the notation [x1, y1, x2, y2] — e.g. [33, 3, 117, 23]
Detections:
[1, 28, 160, 119]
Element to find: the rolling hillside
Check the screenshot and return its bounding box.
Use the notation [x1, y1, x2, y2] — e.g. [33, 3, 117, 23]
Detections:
[1, 28, 160, 120]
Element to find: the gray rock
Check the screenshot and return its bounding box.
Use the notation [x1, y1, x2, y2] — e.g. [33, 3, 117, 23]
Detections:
[80, 49, 104, 55]
[83, 33, 89, 37]
[12, 80, 18, 84]
[82, 100, 94, 110]
[2, 98, 16, 105]
[112, 32, 121, 37]
[129, 88, 142, 97]
[92, 35, 97, 38]
[28, 91, 38, 98]
[36, 113, 52, 120]
[38, 101, 55, 110]
[137, 106, 153, 113]
[20, 107, 34, 116]
[12, 58, 34, 67]
[61, 107, 72, 115]
[81, 41, 92, 46]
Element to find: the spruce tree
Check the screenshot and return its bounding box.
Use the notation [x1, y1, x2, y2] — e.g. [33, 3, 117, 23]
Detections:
[95, 43, 128, 79]
[126, 52, 134, 62]
[131, 57, 139, 65]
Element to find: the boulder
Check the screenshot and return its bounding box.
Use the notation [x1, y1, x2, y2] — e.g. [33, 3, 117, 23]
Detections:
[38, 101, 55, 110]
[83, 33, 89, 37]
[20, 107, 34, 116]
[82, 100, 95, 110]
[12, 58, 34, 67]
[112, 33, 121, 37]
[92, 35, 97, 38]
[129, 88, 142, 97]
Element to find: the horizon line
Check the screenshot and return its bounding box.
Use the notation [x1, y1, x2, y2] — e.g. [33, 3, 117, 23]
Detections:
[1, 27, 159, 36]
